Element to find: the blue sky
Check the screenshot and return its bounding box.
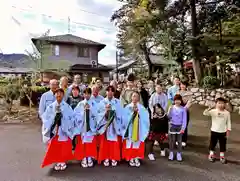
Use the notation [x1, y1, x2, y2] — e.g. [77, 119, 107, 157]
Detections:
[0, 0, 123, 65]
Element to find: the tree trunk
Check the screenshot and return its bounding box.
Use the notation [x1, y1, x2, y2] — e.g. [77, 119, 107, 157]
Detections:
[190, 0, 202, 85]
[179, 8, 186, 75]
[141, 43, 153, 78]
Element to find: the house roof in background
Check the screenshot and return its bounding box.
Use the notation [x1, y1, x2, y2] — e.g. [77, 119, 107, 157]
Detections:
[115, 55, 177, 71]
[149, 55, 177, 65]
[31, 34, 106, 51]
[117, 60, 136, 70]
[70, 64, 113, 71]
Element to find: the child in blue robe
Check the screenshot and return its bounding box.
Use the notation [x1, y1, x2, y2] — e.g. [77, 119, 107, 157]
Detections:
[73, 88, 98, 168]
[41, 88, 75, 171]
[97, 86, 123, 167]
[122, 91, 150, 167]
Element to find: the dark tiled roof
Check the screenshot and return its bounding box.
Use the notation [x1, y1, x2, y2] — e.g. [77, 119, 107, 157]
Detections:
[118, 60, 136, 70]
[70, 64, 113, 71]
[98, 63, 113, 69]
[113, 55, 177, 71]
[31, 34, 106, 50]
[149, 55, 177, 65]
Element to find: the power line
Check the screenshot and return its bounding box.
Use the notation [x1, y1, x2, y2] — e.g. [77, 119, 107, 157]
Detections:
[26, 5, 110, 18]
[10, 5, 115, 31]
[68, 16, 71, 33]
[11, 16, 41, 55]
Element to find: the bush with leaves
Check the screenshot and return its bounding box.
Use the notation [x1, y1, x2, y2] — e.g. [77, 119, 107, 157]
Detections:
[20, 86, 49, 106]
[202, 76, 220, 89]
[31, 86, 49, 93]
[0, 79, 8, 86]
[5, 84, 21, 113]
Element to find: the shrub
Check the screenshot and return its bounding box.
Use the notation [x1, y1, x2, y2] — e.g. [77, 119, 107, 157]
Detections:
[0, 80, 8, 86]
[5, 84, 21, 101]
[31, 86, 49, 93]
[5, 84, 21, 112]
[202, 76, 220, 89]
[20, 86, 49, 106]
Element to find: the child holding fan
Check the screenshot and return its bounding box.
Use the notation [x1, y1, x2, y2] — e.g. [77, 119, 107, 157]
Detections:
[122, 91, 150, 167]
[41, 88, 75, 171]
[73, 88, 98, 168]
[97, 86, 123, 167]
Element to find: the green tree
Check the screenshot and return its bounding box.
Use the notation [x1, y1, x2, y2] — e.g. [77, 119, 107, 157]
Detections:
[113, 0, 240, 82]
[112, 0, 173, 77]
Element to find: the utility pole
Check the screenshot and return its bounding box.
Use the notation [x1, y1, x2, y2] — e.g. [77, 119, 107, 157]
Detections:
[190, 0, 202, 85]
[116, 50, 119, 81]
[68, 16, 71, 33]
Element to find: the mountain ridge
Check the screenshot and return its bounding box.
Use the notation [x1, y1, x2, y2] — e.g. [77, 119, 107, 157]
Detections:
[0, 53, 32, 68]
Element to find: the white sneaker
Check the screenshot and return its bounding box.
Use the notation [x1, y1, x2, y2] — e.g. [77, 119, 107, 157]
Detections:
[154, 141, 159, 146]
[176, 142, 178, 145]
[182, 142, 186, 147]
[148, 153, 155, 161]
[160, 150, 166, 157]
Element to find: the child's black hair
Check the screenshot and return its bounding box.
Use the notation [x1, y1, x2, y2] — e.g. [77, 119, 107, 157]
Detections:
[153, 103, 165, 114]
[131, 91, 140, 98]
[83, 87, 92, 94]
[215, 97, 227, 103]
[106, 85, 115, 92]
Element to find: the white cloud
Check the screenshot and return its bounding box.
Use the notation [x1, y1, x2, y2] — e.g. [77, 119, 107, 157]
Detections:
[0, 0, 123, 65]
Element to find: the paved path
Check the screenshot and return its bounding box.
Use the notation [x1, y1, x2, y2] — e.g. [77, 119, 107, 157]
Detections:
[0, 105, 240, 181]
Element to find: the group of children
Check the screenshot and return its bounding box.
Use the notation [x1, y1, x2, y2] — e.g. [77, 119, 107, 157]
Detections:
[41, 86, 150, 170]
[41, 84, 232, 171]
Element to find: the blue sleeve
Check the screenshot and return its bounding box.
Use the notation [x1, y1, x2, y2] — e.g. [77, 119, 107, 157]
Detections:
[167, 87, 173, 103]
[39, 94, 46, 117]
[163, 94, 168, 111]
[181, 108, 187, 131]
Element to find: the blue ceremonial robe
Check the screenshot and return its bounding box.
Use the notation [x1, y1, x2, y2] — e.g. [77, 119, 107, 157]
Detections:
[41, 100, 75, 144]
[90, 95, 104, 104]
[74, 99, 98, 143]
[97, 97, 123, 141]
[122, 103, 150, 148]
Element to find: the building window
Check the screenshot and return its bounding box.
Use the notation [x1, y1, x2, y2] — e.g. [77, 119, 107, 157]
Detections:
[54, 45, 60, 56]
[78, 47, 89, 57]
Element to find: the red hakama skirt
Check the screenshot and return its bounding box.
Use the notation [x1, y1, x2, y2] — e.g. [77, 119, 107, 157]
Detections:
[118, 136, 122, 158]
[122, 140, 145, 161]
[96, 135, 101, 147]
[73, 135, 97, 160]
[98, 134, 121, 164]
[41, 136, 73, 168]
